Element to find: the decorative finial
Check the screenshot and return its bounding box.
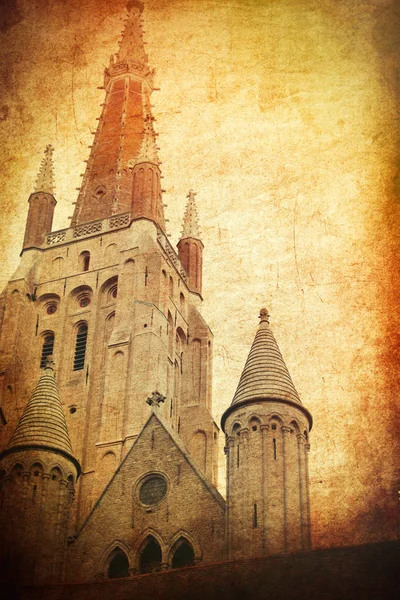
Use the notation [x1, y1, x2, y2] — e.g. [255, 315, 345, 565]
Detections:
[127, 0, 144, 13]
[259, 308, 270, 324]
[146, 391, 166, 408]
[180, 189, 201, 240]
[43, 355, 55, 371]
[116, 0, 147, 66]
[34, 145, 55, 195]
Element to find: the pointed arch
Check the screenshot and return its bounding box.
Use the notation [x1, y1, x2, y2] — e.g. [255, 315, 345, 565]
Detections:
[108, 548, 129, 579]
[100, 540, 132, 578]
[133, 528, 165, 573]
[167, 530, 201, 566]
[136, 532, 164, 574]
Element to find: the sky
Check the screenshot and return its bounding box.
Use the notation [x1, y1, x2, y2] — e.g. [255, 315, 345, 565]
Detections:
[0, 0, 400, 550]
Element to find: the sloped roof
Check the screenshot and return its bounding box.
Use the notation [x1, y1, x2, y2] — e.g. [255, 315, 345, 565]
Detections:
[231, 309, 301, 407]
[6, 358, 75, 458]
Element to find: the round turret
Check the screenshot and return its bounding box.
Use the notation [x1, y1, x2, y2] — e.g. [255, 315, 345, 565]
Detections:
[221, 309, 312, 559]
[0, 358, 80, 585]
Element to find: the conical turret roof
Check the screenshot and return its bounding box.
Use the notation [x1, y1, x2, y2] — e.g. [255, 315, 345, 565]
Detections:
[231, 309, 301, 407]
[34, 144, 55, 195]
[7, 358, 75, 458]
[134, 114, 161, 165]
[180, 189, 201, 240]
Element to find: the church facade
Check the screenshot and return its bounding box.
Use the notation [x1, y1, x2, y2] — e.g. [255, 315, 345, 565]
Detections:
[0, 0, 312, 587]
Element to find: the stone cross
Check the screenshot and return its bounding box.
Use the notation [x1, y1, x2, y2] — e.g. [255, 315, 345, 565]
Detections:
[146, 391, 166, 408]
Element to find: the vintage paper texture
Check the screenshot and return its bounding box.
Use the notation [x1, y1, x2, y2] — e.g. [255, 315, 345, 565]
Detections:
[0, 0, 399, 553]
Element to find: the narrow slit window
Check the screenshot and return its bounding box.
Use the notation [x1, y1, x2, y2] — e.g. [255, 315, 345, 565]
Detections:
[253, 503, 258, 528]
[237, 444, 240, 468]
[40, 333, 54, 368]
[81, 252, 90, 272]
[73, 324, 88, 371]
[273, 438, 277, 460]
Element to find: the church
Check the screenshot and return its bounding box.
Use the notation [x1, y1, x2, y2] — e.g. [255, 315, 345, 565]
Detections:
[0, 1, 398, 599]
[0, 0, 313, 587]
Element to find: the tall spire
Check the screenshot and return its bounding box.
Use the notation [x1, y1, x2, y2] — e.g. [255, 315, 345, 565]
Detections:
[71, 0, 166, 230]
[180, 189, 201, 240]
[4, 357, 79, 469]
[231, 309, 302, 407]
[34, 144, 55, 195]
[116, 1, 147, 66]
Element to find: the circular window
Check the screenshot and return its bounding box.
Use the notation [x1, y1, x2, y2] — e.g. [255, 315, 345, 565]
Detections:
[139, 474, 167, 506]
[46, 304, 57, 315]
[79, 297, 90, 308]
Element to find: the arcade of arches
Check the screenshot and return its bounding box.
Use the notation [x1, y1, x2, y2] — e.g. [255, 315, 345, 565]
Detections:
[107, 536, 196, 578]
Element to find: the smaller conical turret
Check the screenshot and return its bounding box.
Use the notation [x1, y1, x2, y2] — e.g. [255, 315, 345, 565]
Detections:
[230, 308, 302, 408]
[222, 310, 312, 560]
[177, 190, 203, 295]
[23, 145, 57, 250]
[0, 358, 79, 585]
[34, 144, 55, 195]
[131, 114, 166, 230]
[5, 356, 78, 469]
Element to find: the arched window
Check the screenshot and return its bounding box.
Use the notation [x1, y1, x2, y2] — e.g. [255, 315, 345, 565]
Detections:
[108, 549, 129, 579]
[73, 323, 88, 371]
[40, 333, 54, 368]
[139, 536, 162, 574]
[171, 539, 195, 569]
[180, 292, 185, 313]
[169, 276, 174, 299]
[80, 251, 90, 272]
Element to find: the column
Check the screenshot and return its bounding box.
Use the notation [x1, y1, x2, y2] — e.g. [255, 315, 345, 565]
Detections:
[281, 426, 291, 553]
[260, 424, 269, 555]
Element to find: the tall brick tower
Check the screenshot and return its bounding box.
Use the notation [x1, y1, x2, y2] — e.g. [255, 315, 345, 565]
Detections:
[23, 145, 57, 250]
[222, 309, 313, 559]
[0, 1, 220, 579]
[177, 190, 203, 296]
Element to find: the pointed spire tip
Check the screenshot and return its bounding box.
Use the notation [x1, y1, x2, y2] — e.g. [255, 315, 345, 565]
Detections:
[127, 0, 144, 13]
[259, 308, 270, 324]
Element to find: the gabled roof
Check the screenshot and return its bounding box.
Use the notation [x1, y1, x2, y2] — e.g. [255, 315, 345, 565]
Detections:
[76, 407, 225, 537]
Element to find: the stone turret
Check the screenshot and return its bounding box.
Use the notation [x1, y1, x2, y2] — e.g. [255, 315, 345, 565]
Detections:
[221, 309, 312, 560]
[0, 358, 80, 585]
[23, 145, 57, 250]
[177, 190, 203, 295]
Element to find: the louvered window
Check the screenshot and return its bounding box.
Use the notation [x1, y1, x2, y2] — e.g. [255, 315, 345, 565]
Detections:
[40, 334, 54, 368]
[73, 324, 88, 371]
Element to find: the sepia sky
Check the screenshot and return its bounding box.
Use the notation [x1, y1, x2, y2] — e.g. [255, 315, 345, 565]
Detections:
[0, 0, 400, 550]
